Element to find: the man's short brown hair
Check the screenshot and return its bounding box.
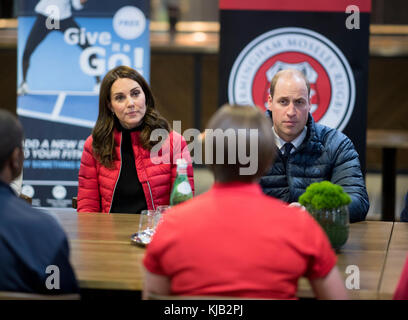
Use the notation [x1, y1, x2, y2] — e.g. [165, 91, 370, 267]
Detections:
[269, 69, 310, 101]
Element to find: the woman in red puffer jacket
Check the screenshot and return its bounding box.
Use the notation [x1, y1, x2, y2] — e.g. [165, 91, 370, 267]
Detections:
[77, 66, 194, 213]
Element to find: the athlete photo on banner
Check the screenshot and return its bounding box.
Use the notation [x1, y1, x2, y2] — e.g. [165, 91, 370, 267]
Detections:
[17, 0, 150, 207]
[219, 0, 371, 169]
[18, 0, 101, 96]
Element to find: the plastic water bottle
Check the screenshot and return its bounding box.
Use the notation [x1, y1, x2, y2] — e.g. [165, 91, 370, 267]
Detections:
[170, 158, 193, 206]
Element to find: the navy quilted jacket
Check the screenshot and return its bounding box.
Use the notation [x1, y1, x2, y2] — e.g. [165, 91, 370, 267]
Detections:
[260, 112, 369, 222]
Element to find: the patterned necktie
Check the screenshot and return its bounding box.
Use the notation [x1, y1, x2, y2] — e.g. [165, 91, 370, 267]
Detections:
[282, 143, 294, 167]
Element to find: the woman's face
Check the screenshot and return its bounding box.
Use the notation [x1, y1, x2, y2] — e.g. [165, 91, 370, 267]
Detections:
[109, 78, 147, 129]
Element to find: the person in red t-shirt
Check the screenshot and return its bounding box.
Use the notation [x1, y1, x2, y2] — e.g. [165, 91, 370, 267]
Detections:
[143, 104, 348, 299]
[394, 254, 408, 300]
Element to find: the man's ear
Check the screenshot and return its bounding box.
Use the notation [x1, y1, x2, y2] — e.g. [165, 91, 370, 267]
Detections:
[306, 98, 312, 112]
[267, 94, 273, 111]
[10, 147, 23, 181]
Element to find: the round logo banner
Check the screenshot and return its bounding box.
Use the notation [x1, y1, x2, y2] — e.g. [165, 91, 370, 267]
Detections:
[228, 27, 356, 131]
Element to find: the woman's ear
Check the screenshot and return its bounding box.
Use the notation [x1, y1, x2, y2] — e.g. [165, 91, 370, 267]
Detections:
[108, 103, 114, 115]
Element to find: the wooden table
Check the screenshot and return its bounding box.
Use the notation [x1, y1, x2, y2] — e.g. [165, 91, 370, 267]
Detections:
[367, 129, 408, 221]
[56, 211, 145, 291]
[298, 221, 393, 299]
[380, 222, 408, 299]
[52, 211, 406, 299]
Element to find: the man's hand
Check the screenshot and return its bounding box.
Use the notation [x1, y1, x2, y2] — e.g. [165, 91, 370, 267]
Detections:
[288, 202, 306, 211]
[80, 0, 88, 5]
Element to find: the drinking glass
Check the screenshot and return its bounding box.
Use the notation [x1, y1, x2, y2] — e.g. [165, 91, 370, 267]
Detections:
[138, 209, 156, 244]
[154, 205, 171, 229]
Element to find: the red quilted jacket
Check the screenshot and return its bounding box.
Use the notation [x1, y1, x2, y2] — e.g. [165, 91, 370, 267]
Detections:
[77, 129, 194, 213]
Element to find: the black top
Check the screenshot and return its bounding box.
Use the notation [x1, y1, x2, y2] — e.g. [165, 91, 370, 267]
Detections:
[110, 120, 148, 213]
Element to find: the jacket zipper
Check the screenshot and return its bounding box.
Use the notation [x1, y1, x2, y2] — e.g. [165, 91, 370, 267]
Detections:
[146, 180, 155, 210]
[108, 132, 123, 213]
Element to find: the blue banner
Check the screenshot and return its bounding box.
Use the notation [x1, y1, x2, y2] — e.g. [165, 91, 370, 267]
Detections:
[17, 0, 150, 208]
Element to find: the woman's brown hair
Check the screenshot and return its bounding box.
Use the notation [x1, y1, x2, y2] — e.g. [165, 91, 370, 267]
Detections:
[92, 66, 170, 168]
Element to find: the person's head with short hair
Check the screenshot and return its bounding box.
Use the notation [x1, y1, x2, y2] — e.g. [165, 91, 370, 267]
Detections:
[0, 110, 24, 184]
[205, 104, 276, 183]
[267, 69, 311, 142]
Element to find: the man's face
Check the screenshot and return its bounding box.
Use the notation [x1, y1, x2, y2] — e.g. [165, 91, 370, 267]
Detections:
[267, 74, 311, 142]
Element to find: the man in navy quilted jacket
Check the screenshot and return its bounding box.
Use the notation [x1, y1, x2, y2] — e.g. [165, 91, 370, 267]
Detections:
[0, 109, 78, 294]
[260, 69, 369, 222]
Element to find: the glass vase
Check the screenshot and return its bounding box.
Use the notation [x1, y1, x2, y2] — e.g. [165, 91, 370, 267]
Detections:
[307, 205, 350, 250]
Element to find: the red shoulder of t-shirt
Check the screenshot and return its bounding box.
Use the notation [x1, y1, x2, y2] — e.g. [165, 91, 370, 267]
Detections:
[300, 211, 337, 279]
[394, 254, 408, 300]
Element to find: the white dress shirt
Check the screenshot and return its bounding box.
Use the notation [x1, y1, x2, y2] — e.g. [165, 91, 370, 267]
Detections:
[35, 0, 84, 20]
[272, 126, 308, 155]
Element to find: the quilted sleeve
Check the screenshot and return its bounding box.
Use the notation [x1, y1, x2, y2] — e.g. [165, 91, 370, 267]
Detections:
[330, 133, 369, 222]
[77, 136, 101, 212]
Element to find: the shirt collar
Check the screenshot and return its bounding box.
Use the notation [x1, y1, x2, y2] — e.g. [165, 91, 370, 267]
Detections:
[272, 126, 308, 152]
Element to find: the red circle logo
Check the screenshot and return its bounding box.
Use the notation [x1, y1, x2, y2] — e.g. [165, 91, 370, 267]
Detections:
[228, 27, 356, 131]
[252, 52, 331, 122]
